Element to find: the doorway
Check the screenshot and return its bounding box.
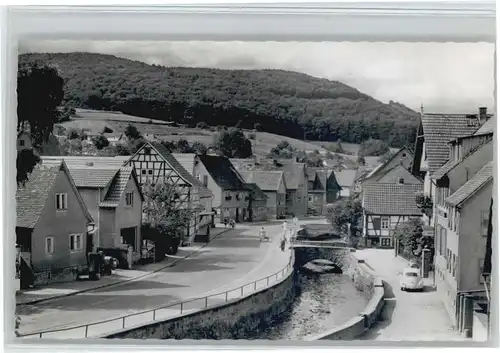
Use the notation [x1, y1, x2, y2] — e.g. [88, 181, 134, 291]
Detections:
[121, 227, 137, 251]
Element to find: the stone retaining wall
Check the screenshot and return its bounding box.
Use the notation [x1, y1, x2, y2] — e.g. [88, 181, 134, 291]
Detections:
[304, 254, 386, 341]
[103, 266, 296, 339]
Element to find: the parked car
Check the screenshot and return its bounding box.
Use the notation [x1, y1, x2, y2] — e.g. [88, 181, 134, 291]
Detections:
[400, 268, 424, 291]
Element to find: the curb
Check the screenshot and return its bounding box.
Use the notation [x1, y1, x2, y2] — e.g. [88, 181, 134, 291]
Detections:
[16, 228, 231, 307]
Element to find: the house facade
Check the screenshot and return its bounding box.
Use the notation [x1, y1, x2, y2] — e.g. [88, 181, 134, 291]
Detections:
[123, 142, 201, 242]
[41, 158, 145, 264]
[238, 170, 287, 219]
[325, 169, 342, 203]
[245, 183, 268, 222]
[306, 168, 327, 215]
[360, 147, 414, 188]
[195, 154, 250, 223]
[430, 132, 493, 324]
[335, 169, 357, 198]
[16, 161, 94, 286]
[362, 183, 423, 248]
[172, 153, 215, 238]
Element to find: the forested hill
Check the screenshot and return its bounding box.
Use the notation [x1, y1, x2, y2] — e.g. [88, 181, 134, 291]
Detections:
[19, 52, 420, 147]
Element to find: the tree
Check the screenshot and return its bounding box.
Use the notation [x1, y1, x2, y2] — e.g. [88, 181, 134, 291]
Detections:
[378, 150, 396, 164]
[17, 62, 64, 146]
[212, 128, 252, 158]
[92, 135, 110, 150]
[357, 156, 366, 166]
[17, 149, 40, 185]
[393, 218, 428, 260]
[67, 129, 79, 140]
[327, 196, 363, 246]
[142, 181, 194, 244]
[124, 123, 141, 140]
[358, 139, 390, 157]
[192, 141, 208, 155]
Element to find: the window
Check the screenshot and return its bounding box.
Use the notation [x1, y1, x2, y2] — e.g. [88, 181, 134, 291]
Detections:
[308, 196, 312, 202]
[398, 178, 404, 184]
[125, 192, 134, 206]
[481, 211, 489, 237]
[372, 217, 381, 230]
[20, 139, 25, 147]
[448, 208, 453, 229]
[203, 175, 208, 187]
[436, 225, 442, 255]
[454, 209, 460, 232]
[381, 217, 390, 230]
[144, 147, 151, 155]
[69, 234, 82, 252]
[45, 237, 54, 255]
[56, 193, 68, 211]
[381, 238, 391, 247]
[196, 174, 200, 181]
[452, 254, 457, 278]
[148, 170, 153, 175]
[141, 170, 146, 175]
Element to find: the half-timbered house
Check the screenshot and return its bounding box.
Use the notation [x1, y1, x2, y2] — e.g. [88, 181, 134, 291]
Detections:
[123, 142, 202, 242]
[362, 183, 423, 248]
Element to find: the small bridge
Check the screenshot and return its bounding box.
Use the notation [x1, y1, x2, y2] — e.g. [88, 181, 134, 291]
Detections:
[290, 239, 354, 251]
[290, 239, 356, 268]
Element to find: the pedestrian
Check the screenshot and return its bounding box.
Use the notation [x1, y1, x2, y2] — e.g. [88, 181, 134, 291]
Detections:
[224, 217, 228, 228]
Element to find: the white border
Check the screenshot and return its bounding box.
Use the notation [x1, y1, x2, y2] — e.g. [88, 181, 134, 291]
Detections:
[1, 1, 498, 352]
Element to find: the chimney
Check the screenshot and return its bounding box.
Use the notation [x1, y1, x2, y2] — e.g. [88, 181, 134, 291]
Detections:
[479, 107, 488, 122]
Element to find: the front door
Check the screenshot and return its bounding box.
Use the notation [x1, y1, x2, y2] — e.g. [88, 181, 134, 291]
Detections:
[235, 208, 239, 223]
[120, 227, 137, 251]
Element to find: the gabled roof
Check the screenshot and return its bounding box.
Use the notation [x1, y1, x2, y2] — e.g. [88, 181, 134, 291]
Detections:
[100, 167, 144, 208]
[64, 168, 119, 188]
[363, 147, 413, 182]
[421, 114, 481, 173]
[172, 153, 213, 198]
[198, 154, 249, 191]
[363, 183, 423, 215]
[245, 183, 268, 201]
[335, 169, 357, 188]
[132, 142, 195, 186]
[238, 170, 285, 192]
[431, 137, 493, 180]
[257, 159, 305, 189]
[16, 161, 93, 229]
[446, 162, 493, 207]
[41, 155, 129, 168]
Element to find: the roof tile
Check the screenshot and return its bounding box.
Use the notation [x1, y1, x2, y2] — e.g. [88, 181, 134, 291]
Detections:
[238, 170, 284, 191]
[363, 183, 423, 215]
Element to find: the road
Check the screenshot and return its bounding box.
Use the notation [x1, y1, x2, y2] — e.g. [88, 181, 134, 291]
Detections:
[16, 221, 298, 338]
[356, 249, 468, 342]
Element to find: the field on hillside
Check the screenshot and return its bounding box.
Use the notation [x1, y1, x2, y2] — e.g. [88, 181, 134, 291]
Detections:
[58, 110, 340, 159]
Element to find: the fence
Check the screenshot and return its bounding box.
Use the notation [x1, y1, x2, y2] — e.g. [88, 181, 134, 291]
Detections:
[19, 250, 295, 340]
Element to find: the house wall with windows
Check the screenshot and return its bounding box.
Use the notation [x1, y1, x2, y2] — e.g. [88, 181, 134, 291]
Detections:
[363, 214, 419, 248]
[29, 171, 90, 281]
[377, 165, 422, 185]
[435, 181, 492, 324]
[308, 192, 326, 215]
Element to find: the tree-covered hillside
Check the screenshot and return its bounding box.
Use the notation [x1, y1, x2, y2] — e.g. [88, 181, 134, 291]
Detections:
[19, 52, 419, 147]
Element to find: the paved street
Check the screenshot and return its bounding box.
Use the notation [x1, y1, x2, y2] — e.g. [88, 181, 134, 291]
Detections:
[355, 249, 468, 342]
[16, 221, 297, 338]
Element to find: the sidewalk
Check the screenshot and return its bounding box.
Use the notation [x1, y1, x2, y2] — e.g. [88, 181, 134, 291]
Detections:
[355, 249, 467, 342]
[16, 221, 294, 338]
[16, 227, 230, 306]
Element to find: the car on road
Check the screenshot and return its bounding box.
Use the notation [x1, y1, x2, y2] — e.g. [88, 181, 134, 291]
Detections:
[400, 268, 424, 291]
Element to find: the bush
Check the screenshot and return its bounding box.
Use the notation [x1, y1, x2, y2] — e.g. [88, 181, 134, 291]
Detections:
[67, 128, 79, 140]
[196, 121, 209, 129]
[92, 135, 109, 150]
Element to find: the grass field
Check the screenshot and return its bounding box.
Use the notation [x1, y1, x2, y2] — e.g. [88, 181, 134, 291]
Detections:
[58, 109, 388, 166]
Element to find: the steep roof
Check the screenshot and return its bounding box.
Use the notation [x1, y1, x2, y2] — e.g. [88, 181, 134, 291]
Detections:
[421, 114, 481, 173]
[100, 167, 144, 208]
[16, 161, 93, 229]
[198, 154, 248, 191]
[64, 167, 119, 188]
[238, 170, 285, 192]
[245, 183, 268, 201]
[474, 117, 495, 135]
[41, 155, 129, 168]
[172, 153, 213, 198]
[282, 163, 305, 189]
[146, 142, 196, 186]
[335, 169, 357, 188]
[446, 162, 493, 207]
[363, 183, 423, 215]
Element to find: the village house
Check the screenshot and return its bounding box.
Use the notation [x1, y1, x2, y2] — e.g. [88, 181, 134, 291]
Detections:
[325, 169, 342, 203]
[17, 131, 32, 151]
[360, 147, 415, 188]
[244, 183, 269, 222]
[122, 142, 204, 244]
[411, 108, 490, 226]
[306, 168, 327, 216]
[238, 170, 287, 219]
[103, 132, 124, 146]
[16, 161, 94, 287]
[429, 129, 493, 326]
[172, 153, 216, 240]
[41, 157, 145, 265]
[17, 131, 63, 156]
[362, 183, 423, 248]
[335, 168, 357, 198]
[195, 154, 250, 223]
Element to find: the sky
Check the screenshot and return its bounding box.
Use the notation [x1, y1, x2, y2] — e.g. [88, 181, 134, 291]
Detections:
[19, 40, 495, 114]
